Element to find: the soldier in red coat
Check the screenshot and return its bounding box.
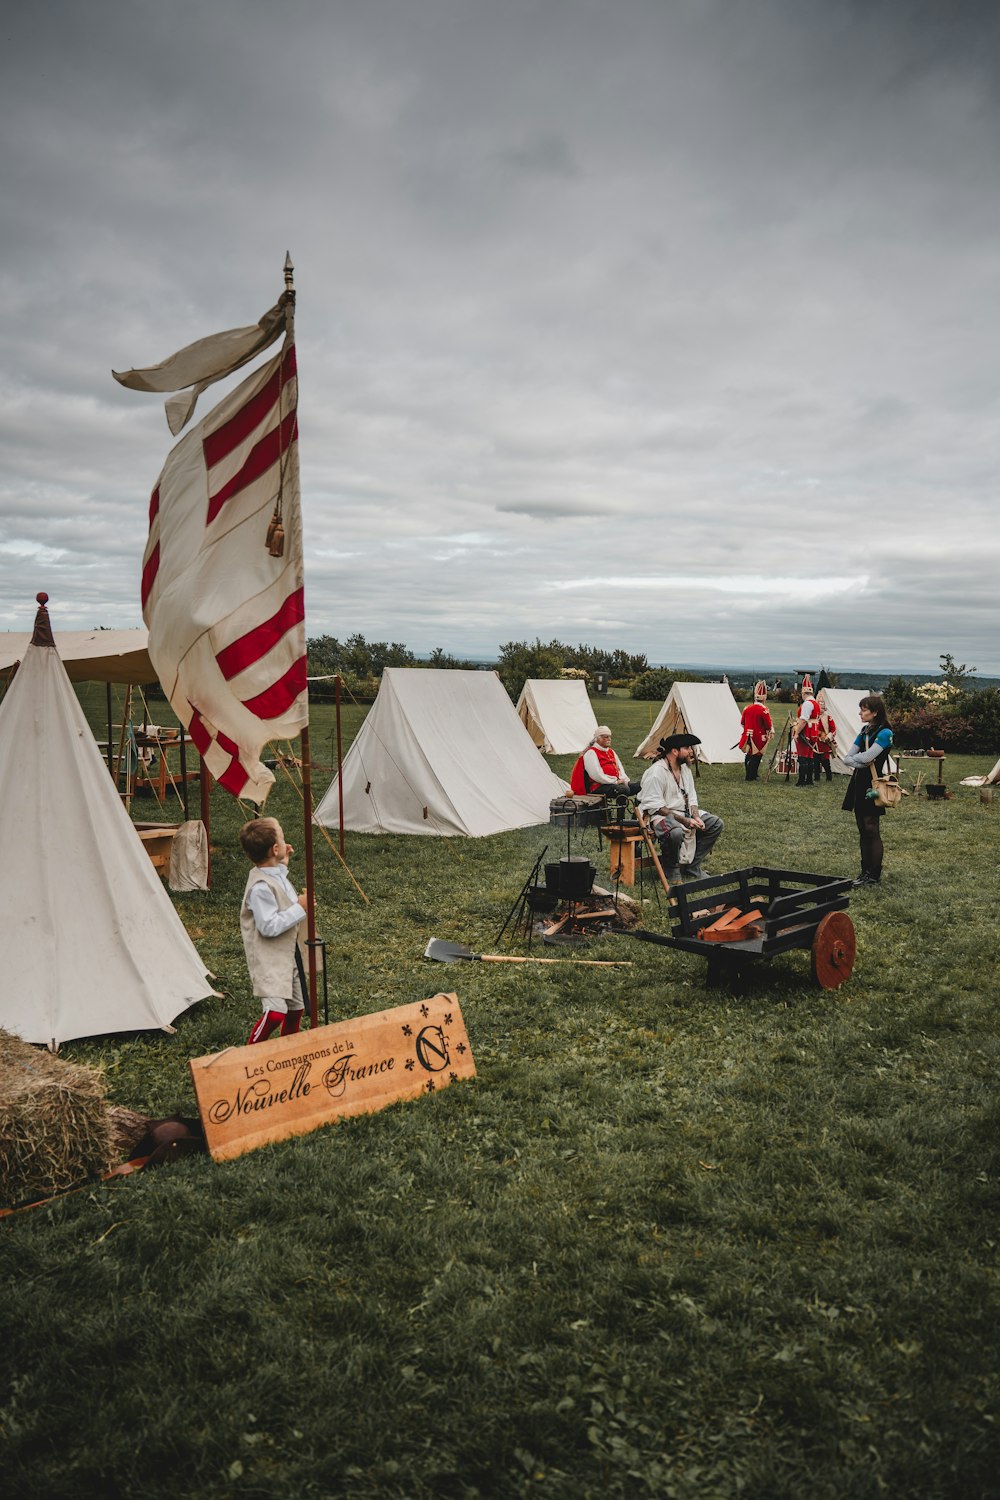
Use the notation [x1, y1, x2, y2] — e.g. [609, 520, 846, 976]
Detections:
[813, 689, 837, 782]
[793, 674, 821, 786]
[739, 680, 773, 781]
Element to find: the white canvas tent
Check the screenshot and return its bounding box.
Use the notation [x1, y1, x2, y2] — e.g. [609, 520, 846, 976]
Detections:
[635, 682, 744, 764]
[314, 668, 568, 837]
[516, 678, 598, 755]
[0, 626, 154, 685]
[0, 606, 214, 1049]
[819, 689, 866, 775]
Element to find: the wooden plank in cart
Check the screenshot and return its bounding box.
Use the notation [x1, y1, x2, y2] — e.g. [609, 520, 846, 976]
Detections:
[190, 993, 475, 1162]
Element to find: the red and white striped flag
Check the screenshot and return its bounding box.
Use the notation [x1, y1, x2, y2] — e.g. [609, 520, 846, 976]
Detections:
[139, 328, 307, 803]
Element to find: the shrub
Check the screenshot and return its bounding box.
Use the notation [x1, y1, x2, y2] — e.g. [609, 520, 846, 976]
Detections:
[882, 676, 919, 713]
[892, 707, 976, 753]
[958, 687, 1000, 753]
[630, 667, 704, 700]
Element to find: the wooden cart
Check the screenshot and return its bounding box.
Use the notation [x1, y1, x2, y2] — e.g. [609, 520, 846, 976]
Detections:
[627, 865, 856, 991]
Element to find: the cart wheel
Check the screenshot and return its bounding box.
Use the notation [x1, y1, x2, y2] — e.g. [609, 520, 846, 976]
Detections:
[811, 911, 856, 990]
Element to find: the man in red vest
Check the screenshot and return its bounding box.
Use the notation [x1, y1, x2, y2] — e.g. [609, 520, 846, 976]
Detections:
[570, 726, 639, 805]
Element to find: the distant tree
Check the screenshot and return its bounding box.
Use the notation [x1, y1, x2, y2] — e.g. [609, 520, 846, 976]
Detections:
[939, 652, 977, 687]
[630, 667, 704, 701]
[496, 638, 564, 699]
[307, 635, 343, 674]
[427, 646, 482, 670]
[881, 676, 919, 713]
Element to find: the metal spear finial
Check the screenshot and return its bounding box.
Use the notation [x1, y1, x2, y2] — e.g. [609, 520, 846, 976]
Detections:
[284, 252, 294, 293]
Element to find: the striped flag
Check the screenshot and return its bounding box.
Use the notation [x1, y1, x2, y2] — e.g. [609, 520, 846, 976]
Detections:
[139, 327, 307, 803]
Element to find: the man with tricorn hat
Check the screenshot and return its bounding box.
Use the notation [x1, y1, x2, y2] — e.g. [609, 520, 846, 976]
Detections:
[739, 680, 773, 782]
[637, 733, 724, 884]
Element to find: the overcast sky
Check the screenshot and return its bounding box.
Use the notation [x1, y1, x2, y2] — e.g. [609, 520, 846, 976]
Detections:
[2, 0, 999, 673]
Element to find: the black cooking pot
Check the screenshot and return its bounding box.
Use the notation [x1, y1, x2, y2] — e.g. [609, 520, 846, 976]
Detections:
[545, 856, 596, 899]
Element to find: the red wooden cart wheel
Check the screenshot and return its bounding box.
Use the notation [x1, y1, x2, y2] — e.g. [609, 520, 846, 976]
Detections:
[812, 911, 856, 989]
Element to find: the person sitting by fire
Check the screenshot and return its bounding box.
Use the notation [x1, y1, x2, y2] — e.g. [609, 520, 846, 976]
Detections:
[739, 680, 773, 782]
[637, 732, 724, 884]
[569, 725, 640, 807]
[813, 689, 837, 782]
[792, 674, 821, 787]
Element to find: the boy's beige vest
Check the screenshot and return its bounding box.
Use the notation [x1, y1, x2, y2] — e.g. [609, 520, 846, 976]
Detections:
[240, 867, 302, 1000]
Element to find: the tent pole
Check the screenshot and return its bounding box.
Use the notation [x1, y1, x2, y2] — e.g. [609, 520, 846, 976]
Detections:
[301, 723, 319, 1028]
[179, 726, 189, 820]
[105, 683, 114, 777]
[199, 753, 211, 886]
[335, 673, 345, 856]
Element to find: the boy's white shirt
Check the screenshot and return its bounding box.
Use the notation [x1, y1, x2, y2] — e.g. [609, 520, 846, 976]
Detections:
[246, 863, 306, 937]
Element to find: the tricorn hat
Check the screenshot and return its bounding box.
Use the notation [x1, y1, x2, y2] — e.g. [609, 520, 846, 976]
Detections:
[656, 732, 701, 756]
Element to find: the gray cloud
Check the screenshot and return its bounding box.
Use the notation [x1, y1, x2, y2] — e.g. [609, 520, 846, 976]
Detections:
[2, 0, 999, 669]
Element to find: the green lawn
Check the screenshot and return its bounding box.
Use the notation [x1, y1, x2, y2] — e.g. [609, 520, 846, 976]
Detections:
[1, 688, 998, 1498]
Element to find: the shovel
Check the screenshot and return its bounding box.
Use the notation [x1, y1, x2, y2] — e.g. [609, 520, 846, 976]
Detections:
[424, 938, 631, 967]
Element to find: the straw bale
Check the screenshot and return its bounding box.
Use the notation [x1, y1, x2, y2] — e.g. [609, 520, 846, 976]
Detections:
[0, 1029, 115, 1205]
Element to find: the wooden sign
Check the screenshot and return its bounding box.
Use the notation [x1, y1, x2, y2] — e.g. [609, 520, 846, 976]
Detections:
[189, 993, 475, 1162]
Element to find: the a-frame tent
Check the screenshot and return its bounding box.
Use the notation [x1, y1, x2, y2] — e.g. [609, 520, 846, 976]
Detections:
[635, 682, 744, 764]
[0, 600, 214, 1049]
[516, 678, 598, 755]
[819, 688, 866, 774]
[314, 668, 568, 837]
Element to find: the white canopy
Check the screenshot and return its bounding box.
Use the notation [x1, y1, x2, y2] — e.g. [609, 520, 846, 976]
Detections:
[635, 682, 744, 763]
[0, 627, 154, 685]
[515, 678, 598, 755]
[315, 668, 568, 837]
[0, 630, 214, 1048]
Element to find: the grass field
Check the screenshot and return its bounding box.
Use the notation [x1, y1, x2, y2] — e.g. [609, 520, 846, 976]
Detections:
[2, 689, 998, 1499]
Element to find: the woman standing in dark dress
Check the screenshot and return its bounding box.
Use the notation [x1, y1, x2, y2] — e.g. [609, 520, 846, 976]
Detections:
[841, 694, 894, 888]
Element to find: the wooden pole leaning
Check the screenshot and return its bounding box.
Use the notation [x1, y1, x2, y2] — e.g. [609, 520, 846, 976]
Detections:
[635, 808, 673, 899]
[300, 724, 320, 1029]
[764, 712, 793, 783]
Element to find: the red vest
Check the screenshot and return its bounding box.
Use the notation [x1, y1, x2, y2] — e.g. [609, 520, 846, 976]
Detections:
[570, 745, 620, 794]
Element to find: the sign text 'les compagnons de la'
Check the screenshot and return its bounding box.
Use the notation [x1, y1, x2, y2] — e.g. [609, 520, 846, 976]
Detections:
[189, 993, 475, 1161]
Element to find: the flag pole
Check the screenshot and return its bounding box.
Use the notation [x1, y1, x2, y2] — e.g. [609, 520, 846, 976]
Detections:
[335, 672, 345, 856]
[283, 252, 319, 1029]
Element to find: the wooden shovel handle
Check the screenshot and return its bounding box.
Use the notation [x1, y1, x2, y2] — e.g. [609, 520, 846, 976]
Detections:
[477, 955, 632, 966]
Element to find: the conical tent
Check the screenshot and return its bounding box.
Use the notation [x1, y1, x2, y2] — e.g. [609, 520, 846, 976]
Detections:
[516, 679, 598, 754]
[314, 668, 568, 837]
[635, 682, 744, 763]
[0, 602, 214, 1048]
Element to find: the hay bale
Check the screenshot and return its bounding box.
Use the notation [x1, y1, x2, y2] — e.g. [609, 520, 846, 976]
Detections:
[0, 1029, 115, 1205]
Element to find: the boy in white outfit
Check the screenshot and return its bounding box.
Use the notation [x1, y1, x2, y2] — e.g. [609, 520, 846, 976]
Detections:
[239, 817, 308, 1045]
